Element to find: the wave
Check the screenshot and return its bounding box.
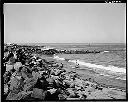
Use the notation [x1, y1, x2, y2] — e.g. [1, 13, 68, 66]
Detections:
[68, 60, 126, 74]
[53, 55, 65, 60]
[115, 76, 126, 80]
[53, 55, 126, 80]
[98, 73, 126, 80]
[99, 73, 111, 77]
[104, 50, 109, 53]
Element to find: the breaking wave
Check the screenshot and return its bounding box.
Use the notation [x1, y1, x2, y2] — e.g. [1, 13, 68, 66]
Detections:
[53, 55, 126, 80]
[53, 55, 65, 60]
[68, 60, 126, 74]
[104, 50, 109, 53]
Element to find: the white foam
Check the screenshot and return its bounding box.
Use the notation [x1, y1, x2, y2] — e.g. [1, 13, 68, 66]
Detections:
[104, 50, 109, 53]
[115, 76, 126, 80]
[99, 73, 111, 77]
[53, 55, 65, 60]
[69, 60, 126, 74]
[53, 55, 126, 74]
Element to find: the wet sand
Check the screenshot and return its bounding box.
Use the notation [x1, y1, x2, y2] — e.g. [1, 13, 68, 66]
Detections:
[3, 52, 126, 100]
[56, 59, 126, 91]
[43, 56, 126, 99]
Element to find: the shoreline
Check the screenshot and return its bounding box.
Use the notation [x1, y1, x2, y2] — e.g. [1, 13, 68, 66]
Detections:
[54, 57, 126, 91]
[3, 47, 126, 100]
[42, 55, 126, 99]
[53, 54, 126, 90]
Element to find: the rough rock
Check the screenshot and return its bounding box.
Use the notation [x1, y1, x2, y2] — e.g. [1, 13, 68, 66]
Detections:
[31, 88, 45, 100]
[14, 62, 22, 71]
[6, 91, 32, 100]
[6, 64, 14, 72]
[9, 76, 24, 94]
[23, 77, 37, 91]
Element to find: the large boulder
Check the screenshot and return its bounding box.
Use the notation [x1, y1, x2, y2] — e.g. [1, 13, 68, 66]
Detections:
[21, 67, 33, 79]
[68, 89, 78, 98]
[63, 80, 72, 88]
[6, 64, 14, 72]
[55, 79, 65, 89]
[74, 78, 84, 87]
[9, 76, 24, 94]
[70, 83, 75, 88]
[54, 69, 61, 76]
[4, 73, 11, 84]
[23, 77, 37, 92]
[58, 94, 67, 100]
[9, 57, 16, 64]
[14, 62, 22, 71]
[32, 71, 40, 80]
[51, 75, 59, 80]
[47, 78, 57, 89]
[6, 91, 32, 100]
[4, 84, 9, 95]
[31, 88, 46, 100]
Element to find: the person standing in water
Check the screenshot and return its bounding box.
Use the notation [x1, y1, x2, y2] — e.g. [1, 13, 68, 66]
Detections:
[75, 60, 79, 68]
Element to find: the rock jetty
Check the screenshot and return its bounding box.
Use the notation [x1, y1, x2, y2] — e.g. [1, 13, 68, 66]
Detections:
[4, 44, 100, 55]
[3, 44, 126, 100]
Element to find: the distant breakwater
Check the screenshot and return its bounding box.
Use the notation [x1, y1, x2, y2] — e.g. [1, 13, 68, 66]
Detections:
[4, 44, 101, 55]
[55, 49, 100, 54]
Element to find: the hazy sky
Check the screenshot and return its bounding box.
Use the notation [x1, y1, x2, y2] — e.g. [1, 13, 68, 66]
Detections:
[4, 3, 126, 43]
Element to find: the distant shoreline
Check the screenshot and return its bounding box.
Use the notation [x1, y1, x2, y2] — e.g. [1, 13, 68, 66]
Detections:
[4, 43, 126, 46]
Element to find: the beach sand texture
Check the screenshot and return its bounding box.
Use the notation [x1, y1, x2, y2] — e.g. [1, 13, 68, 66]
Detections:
[48, 56, 126, 99]
[3, 44, 126, 100]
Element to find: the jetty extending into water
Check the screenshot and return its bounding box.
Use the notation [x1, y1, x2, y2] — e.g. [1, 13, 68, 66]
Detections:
[4, 43, 101, 55]
[3, 43, 126, 100]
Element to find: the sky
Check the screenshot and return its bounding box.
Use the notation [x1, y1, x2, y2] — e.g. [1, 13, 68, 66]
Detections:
[4, 3, 126, 43]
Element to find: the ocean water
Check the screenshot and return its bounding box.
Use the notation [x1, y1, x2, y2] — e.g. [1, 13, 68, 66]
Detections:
[25, 43, 126, 81]
[48, 43, 126, 81]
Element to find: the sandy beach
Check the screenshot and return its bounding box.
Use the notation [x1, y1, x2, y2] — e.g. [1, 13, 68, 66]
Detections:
[3, 43, 127, 100]
[4, 3, 126, 100]
[41, 55, 126, 99]
[56, 59, 126, 90]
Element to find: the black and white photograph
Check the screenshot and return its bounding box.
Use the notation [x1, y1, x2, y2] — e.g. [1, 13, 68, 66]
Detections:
[3, 3, 126, 100]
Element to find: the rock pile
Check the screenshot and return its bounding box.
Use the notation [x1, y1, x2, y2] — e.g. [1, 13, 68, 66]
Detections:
[3, 45, 126, 100]
[4, 43, 100, 56]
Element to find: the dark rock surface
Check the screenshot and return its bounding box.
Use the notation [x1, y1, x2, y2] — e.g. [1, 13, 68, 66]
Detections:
[3, 44, 126, 100]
